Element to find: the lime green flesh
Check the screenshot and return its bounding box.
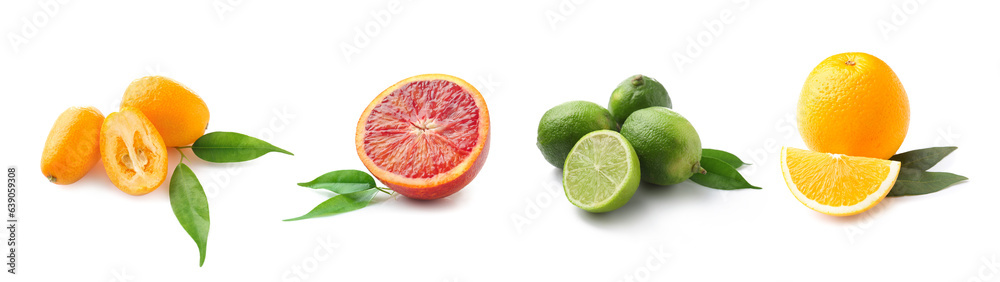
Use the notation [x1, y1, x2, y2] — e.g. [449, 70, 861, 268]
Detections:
[563, 130, 640, 213]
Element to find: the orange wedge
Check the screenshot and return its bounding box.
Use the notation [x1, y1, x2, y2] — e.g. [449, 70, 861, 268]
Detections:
[780, 147, 900, 216]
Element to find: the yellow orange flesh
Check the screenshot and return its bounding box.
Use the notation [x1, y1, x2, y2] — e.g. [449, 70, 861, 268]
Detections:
[100, 108, 168, 195]
[781, 147, 900, 216]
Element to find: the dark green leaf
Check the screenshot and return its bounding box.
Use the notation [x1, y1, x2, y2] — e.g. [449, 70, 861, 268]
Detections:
[689, 156, 761, 190]
[191, 131, 293, 163]
[702, 148, 749, 169]
[889, 147, 957, 171]
[169, 163, 210, 267]
[297, 170, 376, 194]
[283, 189, 379, 221]
[886, 167, 968, 197]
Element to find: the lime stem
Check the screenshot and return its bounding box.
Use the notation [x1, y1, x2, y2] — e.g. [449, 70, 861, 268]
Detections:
[631, 74, 644, 86]
[693, 163, 707, 175]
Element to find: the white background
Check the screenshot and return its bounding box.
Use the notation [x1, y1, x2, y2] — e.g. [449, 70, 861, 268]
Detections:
[2, 0, 999, 281]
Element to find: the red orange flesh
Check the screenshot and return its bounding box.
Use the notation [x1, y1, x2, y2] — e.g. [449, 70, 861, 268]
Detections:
[356, 74, 490, 200]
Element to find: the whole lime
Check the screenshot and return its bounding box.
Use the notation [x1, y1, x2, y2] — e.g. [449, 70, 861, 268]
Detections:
[620, 107, 702, 185]
[608, 74, 671, 125]
[537, 101, 618, 168]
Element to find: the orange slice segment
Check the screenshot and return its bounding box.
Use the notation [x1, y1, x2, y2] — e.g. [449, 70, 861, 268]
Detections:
[781, 147, 900, 216]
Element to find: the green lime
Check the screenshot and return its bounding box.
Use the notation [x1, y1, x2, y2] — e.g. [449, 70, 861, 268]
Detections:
[537, 101, 618, 168]
[620, 107, 702, 185]
[608, 74, 672, 125]
[563, 130, 640, 213]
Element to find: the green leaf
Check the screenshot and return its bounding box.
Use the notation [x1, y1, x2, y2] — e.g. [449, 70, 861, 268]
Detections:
[283, 189, 379, 221]
[702, 148, 749, 169]
[297, 170, 377, 194]
[886, 167, 968, 197]
[169, 163, 210, 267]
[889, 146, 958, 171]
[190, 131, 293, 163]
[689, 156, 761, 190]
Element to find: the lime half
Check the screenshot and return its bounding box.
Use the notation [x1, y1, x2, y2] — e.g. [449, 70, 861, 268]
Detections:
[563, 130, 641, 213]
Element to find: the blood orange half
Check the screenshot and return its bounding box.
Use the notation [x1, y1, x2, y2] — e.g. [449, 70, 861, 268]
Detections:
[356, 74, 490, 200]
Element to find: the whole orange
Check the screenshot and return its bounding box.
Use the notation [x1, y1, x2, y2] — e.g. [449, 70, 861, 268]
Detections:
[121, 76, 209, 147]
[40, 106, 104, 185]
[797, 52, 909, 160]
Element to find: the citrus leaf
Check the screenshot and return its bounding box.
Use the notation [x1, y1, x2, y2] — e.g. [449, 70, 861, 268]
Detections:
[886, 167, 968, 197]
[890, 146, 958, 171]
[702, 148, 749, 169]
[297, 170, 376, 194]
[283, 189, 379, 221]
[190, 131, 293, 163]
[169, 163, 210, 267]
[689, 156, 761, 190]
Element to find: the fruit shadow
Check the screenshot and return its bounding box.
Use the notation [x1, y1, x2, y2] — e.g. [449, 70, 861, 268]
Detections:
[575, 173, 711, 228]
[73, 156, 171, 200]
[814, 200, 894, 225]
[388, 188, 464, 211]
[820, 213, 867, 224]
[62, 149, 223, 200]
[79, 159, 115, 188]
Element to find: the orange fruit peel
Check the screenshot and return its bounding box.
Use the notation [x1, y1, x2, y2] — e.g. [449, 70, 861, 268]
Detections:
[40, 106, 105, 185]
[797, 52, 909, 159]
[122, 76, 210, 147]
